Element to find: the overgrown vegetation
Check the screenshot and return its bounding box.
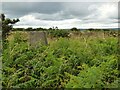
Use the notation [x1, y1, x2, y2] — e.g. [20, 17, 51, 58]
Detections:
[2, 31, 119, 88]
[48, 29, 69, 38]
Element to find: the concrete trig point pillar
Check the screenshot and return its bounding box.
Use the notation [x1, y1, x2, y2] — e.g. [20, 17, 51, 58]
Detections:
[29, 31, 48, 47]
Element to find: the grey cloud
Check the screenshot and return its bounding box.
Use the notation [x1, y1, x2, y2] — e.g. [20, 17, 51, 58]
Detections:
[2, 2, 63, 18]
[62, 3, 93, 17]
[2, 2, 100, 20]
[32, 2, 97, 21]
[1, 2, 118, 28]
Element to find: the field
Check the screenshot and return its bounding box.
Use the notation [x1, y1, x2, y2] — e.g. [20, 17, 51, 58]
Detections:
[2, 30, 119, 88]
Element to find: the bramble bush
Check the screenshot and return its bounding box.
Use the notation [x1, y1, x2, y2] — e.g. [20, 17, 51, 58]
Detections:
[2, 32, 119, 88]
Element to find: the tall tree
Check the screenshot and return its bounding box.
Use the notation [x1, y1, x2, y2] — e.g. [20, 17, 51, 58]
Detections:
[1, 14, 19, 40]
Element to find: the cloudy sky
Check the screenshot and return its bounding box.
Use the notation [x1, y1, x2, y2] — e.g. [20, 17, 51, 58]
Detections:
[1, 2, 118, 29]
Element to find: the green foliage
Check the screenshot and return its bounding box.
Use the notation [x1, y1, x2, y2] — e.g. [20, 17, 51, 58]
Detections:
[1, 14, 19, 40]
[70, 27, 79, 31]
[48, 29, 69, 38]
[2, 31, 119, 88]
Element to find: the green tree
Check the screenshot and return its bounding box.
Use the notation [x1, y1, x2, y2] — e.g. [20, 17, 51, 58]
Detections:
[88, 28, 94, 31]
[70, 27, 79, 31]
[1, 14, 19, 40]
[25, 27, 33, 31]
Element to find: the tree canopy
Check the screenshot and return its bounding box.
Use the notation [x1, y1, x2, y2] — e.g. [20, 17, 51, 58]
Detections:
[70, 27, 79, 31]
[1, 14, 19, 40]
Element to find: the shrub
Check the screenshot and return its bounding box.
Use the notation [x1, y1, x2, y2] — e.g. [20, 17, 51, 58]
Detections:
[48, 29, 69, 38]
